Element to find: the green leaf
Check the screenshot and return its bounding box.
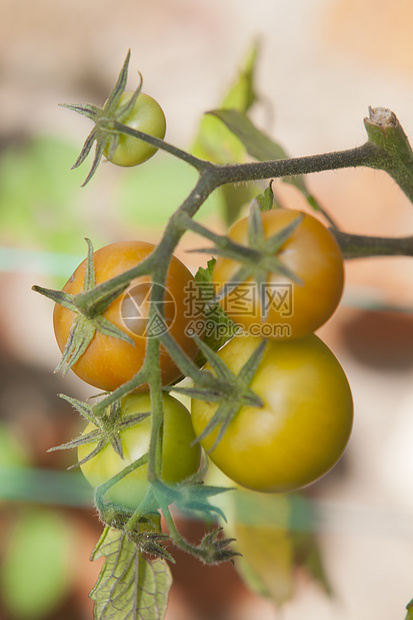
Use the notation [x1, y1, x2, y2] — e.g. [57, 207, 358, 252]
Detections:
[228, 491, 331, 606]
[90, 526, 172, 620]
[191, 43, 260, 225]
[0, 508, 71, 619]
[221, 42, 259, 112]
[192, 43, 259, 163]
[208, 107, 310, 204]
[194, 259, 239, 355]
[208, 108, 288, 162]
[208, 109, 335, 220]
[255, 183, 275, 212]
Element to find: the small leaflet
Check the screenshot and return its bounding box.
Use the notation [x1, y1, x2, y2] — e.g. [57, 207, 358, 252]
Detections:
[90, 527, 172, 620]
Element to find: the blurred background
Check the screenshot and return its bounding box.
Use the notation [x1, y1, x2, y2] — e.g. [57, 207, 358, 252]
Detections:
[1, 0, 413, 618]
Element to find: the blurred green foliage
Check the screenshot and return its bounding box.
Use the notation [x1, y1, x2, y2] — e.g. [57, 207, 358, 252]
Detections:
[0, 509, 72, 619]
[0, 136, 94, 252]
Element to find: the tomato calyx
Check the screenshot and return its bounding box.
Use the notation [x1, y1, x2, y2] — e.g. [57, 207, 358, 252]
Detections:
[33, 238, 136, 378]
[128, 530, 175, 563]
[98, 479, 240, 565]
[153, 479, 240, 565]
[212, 203, 304, 312]
[150, 474, 227, 520]
[60, 50, 163, 185]
[183, 204, 304, 318]
[169, 336, 266, 452]
[48, 395, 150, 468]
[197, 528, 241, 565]
[98, 504, 175, 562]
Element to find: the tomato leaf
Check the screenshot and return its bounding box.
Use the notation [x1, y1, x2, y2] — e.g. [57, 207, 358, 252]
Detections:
[206, 110, 307, 194]
[191, 43, 261, 225]
[208, 109, 339, 226]
[191, 43, 259, 163]
[90, 526, 172, 620]
[255, 183, 275, 211]
[194, 259, 238, 355]
[208, 109, 288, 162]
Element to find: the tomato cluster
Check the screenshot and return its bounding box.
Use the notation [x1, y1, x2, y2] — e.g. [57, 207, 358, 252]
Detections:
[191, 207, 352, 492]
[52, 199, 352, 502]
[54, 239, 205, 508]
[47, 67, 353, 504]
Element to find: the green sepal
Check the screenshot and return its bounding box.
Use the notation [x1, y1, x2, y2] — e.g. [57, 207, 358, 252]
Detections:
[190, 205, 305, 313]
[47, 429, 102, 454]
[46, 396, 151, 472]
[197, 527, 241, 565]
[127, 530, 175, 564]
[32, 285, 77, 313]
[152, 479, 231, 523]
[93, 314, 134, 345]
[37, 238, 135, 376]
[57, 394, 96, 425]
[262, 211, 304, 254]
[104, 49, 131, 110]
[58, 102, 101, 121]
[60, 50, 140, 185]
[171, 337, 266, 452]
[54, 314, 96, 375]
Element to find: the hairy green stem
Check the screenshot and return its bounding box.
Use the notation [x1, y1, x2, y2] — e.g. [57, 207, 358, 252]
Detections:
[211, 142, 385, 185]
[333, 230, 413, 258]
[104, 120, 209, 172]
[55, 105, 413, 548]
[364, 107, 413, 203]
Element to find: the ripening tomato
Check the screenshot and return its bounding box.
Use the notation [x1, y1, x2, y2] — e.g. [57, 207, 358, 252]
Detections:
[53, 241, 204, 392]
[78, 393, 202, 510]
[103, 91, 166, 167]
[191, 333, 353, 493]
[213, 209, 344, 340]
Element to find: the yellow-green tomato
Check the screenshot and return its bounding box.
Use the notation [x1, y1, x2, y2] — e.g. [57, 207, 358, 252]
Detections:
[78, 393, 201, 510]
[191, 334, 353, 493]
[104, 91, 166, 167]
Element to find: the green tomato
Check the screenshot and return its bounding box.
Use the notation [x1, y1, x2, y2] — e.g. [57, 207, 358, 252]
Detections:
[104, 91, 166, 167]
[191, 333, 353, 493]
[78, 393, 201, 511]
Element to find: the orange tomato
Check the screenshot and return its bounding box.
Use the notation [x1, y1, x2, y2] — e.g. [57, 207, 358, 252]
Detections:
[213, 209, 344, 340]
[53, 241, 204, 391]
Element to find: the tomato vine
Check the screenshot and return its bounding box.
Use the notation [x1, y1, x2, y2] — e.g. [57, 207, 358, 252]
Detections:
[33, 50, 413, 620]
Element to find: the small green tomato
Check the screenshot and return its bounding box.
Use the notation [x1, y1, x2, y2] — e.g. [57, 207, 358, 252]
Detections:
[104, 91, 166, 167]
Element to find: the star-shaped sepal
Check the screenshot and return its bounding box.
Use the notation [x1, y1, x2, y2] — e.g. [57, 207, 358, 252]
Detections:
[32, 238, 133, 377]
